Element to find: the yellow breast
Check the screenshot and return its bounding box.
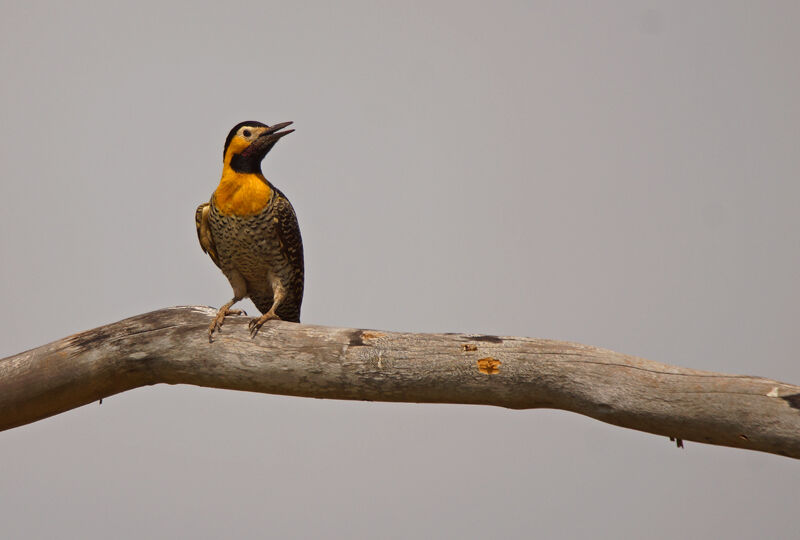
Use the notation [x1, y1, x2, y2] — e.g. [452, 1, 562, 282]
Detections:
[213, 171, 272, 216]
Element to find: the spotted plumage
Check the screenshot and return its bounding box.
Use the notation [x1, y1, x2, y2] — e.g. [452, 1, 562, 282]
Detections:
[196, 121, 304, 341]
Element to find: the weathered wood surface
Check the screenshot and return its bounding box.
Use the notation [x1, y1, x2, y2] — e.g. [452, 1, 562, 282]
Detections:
[1, 306, 799, 458]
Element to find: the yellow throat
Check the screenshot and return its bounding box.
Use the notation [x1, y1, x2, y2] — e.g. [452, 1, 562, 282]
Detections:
[213, 139, 272, 216]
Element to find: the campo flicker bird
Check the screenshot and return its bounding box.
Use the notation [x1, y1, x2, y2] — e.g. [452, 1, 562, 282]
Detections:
[195, 120, 304, 341]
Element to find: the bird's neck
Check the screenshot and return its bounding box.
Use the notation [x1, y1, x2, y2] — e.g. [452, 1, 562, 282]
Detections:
[213, 167, 272, 216]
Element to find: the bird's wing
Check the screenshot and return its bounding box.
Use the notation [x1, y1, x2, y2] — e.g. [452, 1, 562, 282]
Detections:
[195, 202, 221, 268]
[273, 191, 305, 284]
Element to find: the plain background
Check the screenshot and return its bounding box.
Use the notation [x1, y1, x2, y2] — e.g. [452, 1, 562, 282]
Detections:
[1, 1, 798, 538]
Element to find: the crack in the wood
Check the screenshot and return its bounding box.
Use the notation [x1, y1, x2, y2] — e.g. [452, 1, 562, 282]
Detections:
[67, 323, 190, 356]
[554, 358, 768, 380]
[105, 323, 188, 343]
[782, 393, 800, 410]
[670, 389, 795, 398]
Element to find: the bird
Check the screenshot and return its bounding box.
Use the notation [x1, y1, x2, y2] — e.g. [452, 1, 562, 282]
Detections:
[196, 120, 304, 341]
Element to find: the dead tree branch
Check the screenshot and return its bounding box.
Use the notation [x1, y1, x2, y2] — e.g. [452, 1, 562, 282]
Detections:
[1, 306, 798, 458]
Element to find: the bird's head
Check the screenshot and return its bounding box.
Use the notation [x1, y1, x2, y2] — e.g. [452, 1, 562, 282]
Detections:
[223, 120, 294, 174]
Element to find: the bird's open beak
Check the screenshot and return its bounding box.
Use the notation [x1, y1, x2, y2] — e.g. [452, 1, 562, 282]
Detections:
[259, 121, 294, 145]
[245, 121, 294, 159]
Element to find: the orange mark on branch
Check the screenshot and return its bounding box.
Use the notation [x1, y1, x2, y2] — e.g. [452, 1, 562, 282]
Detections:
[462, 344, 478, 352]
[361, 331, 386, 340]
[477, 357, 501, 375]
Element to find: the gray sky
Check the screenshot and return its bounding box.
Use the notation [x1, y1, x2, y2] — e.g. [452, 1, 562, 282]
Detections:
[1, 1, 799, 538]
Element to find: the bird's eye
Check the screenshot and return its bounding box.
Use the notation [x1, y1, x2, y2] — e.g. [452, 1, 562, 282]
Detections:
[243, 129, 252, 138]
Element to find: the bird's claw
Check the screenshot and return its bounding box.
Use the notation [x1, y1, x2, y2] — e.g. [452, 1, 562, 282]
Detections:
[208, 308, 246, 342]
[248, 318, 263, 338]
[248, 312, 279, 338]
[208, 317, 224, 342]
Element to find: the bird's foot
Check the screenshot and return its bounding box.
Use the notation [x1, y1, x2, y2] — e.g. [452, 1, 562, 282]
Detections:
[248, 312, 281, 338]
[208, 308, 248, 342]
